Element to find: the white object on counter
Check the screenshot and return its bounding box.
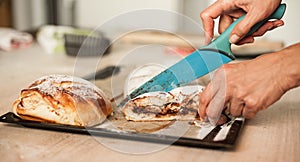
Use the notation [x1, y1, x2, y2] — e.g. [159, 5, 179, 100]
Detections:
[0, 28, 33, 51]
[36, 25, 74, 54]
[123, 63, 166, 97]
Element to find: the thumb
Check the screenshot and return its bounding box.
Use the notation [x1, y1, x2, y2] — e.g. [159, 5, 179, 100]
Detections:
[230, 11, 263, 44]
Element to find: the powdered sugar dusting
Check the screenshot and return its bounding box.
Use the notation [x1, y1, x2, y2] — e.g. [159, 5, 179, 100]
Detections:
[27, 74, 104, 99]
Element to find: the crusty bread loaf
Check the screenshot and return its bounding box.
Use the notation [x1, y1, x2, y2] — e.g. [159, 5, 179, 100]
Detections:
[12, 74, 113, 127]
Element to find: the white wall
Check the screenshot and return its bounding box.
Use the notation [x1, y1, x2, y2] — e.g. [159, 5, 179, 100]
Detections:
[264, 0, 300, 46]
[180, 0, 210, 34]
[75, 0, 183, 33]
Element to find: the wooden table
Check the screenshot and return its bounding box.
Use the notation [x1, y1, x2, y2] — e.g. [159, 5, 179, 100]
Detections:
[0, 43, 299, 162]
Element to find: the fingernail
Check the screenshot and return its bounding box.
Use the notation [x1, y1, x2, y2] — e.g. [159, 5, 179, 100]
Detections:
[200, 115, 207, 122]
[208, 117, 217, 126]
[276, 23, 283, 27]
[267, 26, 273, 30]
[229, 34, 240, 44]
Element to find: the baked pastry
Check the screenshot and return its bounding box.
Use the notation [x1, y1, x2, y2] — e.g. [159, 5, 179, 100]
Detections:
[12, 74, 113, 127]
[122, 85, 229, 125]
[122, 85, 203, 121]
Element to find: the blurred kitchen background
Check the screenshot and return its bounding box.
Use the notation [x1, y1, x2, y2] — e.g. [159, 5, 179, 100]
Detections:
[0, 0, 298, 54]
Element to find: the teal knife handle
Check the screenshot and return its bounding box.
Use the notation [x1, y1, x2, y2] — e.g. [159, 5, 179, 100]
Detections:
[206, 3, 286, 59]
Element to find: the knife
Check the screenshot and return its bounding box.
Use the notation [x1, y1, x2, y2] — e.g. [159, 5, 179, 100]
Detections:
[124, 4, 286, 102]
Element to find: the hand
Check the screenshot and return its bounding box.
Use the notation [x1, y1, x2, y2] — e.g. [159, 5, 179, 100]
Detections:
[198, 43, 300, 125]
[200, 0, 283, 45]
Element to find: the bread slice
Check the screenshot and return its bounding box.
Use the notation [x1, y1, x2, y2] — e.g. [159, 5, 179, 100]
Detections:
[122, 86, 204, 121]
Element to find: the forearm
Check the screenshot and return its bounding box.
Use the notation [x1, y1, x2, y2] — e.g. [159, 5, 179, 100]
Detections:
[277, 43, 300, 90]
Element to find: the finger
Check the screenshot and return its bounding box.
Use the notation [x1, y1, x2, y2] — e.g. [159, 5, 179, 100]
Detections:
[218, 9, 246, 34]
[198, 73, 223, 121]
[229, 98, 245, 117]
[236, 36, 254, 45]
[219, 14, 233, 34]
[242, 106, 257, 119]
[198, 90, 209, 120]
[216, 114, 228, 125]
[236, 20, 284, 45]
[206, 82, 229, 125]
[200, 1, 236, 44]
[200, 10, 214, 44]
[272, 19, 284, 29]
[251, 20, 284, 37]
[199, 83, 215, 120]
[230, 9, 268, 44]
[206, 92, 228, 125]
[205, 66, 230, 124]
[201, 65, 231, 124]
[226, 9, 246, 19]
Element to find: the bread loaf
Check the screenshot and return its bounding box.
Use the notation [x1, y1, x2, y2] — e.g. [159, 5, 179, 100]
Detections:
[12, 74, 113, 127]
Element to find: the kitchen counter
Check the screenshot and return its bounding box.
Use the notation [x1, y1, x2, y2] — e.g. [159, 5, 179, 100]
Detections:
[0, 43, 299, 162]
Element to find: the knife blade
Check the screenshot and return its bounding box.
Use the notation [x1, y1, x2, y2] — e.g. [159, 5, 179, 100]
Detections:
[124, 4, 286, 102]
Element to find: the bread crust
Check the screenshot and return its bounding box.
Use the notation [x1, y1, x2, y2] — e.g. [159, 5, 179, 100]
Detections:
[12, 75, 112, 127]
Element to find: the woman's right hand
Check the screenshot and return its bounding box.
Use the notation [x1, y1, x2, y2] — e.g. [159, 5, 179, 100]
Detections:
[200, 0, 283, 45]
